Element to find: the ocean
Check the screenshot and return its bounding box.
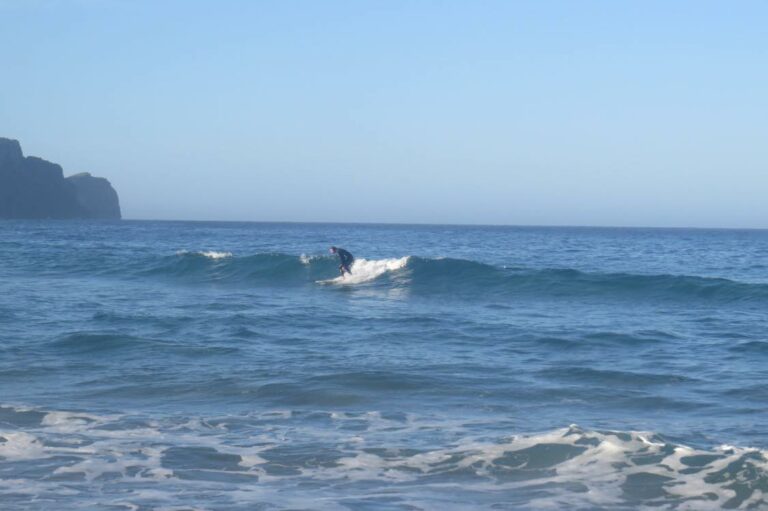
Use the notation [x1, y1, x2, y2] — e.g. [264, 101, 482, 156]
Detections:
[1, 220, 767, 510]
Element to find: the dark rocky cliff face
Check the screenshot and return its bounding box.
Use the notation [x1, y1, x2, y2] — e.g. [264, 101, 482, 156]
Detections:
[67, 173, 122, 219]
[0, 137, 121, 219]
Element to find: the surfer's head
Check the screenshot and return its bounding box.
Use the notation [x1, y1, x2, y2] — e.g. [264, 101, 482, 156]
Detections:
[329, 246, 337, 254]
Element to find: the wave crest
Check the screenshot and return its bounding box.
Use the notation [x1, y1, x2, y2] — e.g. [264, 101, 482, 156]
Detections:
[176, 250, 233, 259]
[85, 251, 768, 303]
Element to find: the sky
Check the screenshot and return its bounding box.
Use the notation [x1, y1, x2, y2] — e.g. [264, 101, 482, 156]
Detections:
[1, 0, 766, 227]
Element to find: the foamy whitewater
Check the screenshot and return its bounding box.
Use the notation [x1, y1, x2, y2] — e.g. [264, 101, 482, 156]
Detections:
[1, 221, 767, 510]
[318, 257, 410, 285]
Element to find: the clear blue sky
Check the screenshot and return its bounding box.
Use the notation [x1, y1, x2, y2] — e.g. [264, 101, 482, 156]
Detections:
[1, 0, 766, 227]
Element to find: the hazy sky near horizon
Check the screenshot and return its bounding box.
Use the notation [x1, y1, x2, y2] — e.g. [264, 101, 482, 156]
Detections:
[1, 0, 766, 227]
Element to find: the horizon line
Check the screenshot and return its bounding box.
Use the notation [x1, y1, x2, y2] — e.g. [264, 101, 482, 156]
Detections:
[118, 218, 768, 232]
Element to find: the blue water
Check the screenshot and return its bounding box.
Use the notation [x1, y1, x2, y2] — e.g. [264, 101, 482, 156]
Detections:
[1, 220, 767, 510]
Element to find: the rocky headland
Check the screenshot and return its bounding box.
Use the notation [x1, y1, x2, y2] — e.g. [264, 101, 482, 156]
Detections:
[0, 137, 121, 219]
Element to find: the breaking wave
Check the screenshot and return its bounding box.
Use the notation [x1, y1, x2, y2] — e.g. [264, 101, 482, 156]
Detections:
[176, 250, 233, 260]
[317, 256, 410, 285]
[12, 247, 768, 303]
[1, 404, 766, 510]
[127, 252, 768, 303]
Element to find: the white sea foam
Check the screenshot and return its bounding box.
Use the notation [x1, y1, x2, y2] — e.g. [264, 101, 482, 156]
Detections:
[202, 251, 232, 259]
[176, 250, 233, 259]
[1, 404, 767, 510]
[299, 253, 317, 265]
[0, 432, 47, 461]
[319, 257, 410, 285]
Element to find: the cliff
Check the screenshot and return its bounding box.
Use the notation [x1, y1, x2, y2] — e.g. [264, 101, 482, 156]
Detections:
[67, 173, 122, 219]
[0, 138, 121, 219]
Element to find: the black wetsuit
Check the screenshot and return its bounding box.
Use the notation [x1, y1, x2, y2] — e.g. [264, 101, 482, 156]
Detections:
[336, 248, 354, 275]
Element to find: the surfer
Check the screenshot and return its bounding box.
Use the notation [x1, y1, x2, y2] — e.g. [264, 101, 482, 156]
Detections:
[330, 246, 354, 276]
